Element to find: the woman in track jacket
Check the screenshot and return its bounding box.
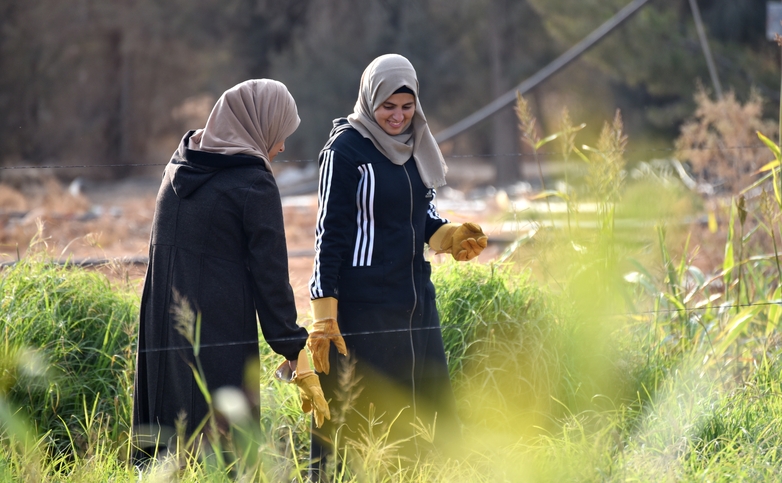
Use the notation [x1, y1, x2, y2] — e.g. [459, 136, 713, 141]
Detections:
[307, 54, 488, 477]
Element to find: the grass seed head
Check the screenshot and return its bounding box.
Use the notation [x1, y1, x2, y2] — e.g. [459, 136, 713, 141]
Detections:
[515, 92, 539, 148]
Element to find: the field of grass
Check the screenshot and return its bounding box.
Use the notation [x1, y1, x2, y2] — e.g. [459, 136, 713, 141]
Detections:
[2, 233, 782, 481]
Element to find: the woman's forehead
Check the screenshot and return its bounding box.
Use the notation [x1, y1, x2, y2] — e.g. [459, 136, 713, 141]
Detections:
[380, 92, 415, 105]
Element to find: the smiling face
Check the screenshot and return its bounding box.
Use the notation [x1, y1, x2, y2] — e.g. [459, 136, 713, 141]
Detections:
[373, 92, 415, 136]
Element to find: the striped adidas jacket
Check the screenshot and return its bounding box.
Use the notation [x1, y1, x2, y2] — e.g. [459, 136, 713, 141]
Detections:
[307, 119, 461, 458]
[309, 118, 449, 306]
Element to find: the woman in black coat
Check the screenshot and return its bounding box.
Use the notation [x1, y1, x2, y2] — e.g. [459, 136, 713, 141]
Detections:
[132, 79, 328, 461]
[306, 54, 488, 477]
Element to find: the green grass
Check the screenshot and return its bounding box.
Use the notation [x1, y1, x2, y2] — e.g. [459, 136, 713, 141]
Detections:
[2, 250, 782, 481]
[434, 260, 577, 435]
[0, 251, 137, 456]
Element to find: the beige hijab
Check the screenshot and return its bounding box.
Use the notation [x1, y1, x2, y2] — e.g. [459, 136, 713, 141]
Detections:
[347, 54, 447, 188]
[189, 79, 300, 171]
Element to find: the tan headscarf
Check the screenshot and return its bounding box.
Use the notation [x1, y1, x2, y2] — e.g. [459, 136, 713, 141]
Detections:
[189, 79, 300, 171]
[347, 54, 447, 188]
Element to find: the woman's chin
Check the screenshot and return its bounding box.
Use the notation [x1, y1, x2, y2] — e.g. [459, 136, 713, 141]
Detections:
[382, 125, 405, 135]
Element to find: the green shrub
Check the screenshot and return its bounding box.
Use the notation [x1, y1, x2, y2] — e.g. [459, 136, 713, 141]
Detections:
[0, 255, 138, 455]
[433, 260, 577, 436]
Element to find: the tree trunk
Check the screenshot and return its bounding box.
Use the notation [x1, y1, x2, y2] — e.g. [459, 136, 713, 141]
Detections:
[488, 0, 522, 186]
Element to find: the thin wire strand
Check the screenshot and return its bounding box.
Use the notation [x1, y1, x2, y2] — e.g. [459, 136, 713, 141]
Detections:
[132, 299, 782, 354]
[630, 300, 782, 316]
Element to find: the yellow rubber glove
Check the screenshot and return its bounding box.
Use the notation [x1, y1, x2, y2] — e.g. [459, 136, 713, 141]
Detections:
[430, 222, 488, 261]
[292, 350, 330, 428]
[306, 297, 348, 375]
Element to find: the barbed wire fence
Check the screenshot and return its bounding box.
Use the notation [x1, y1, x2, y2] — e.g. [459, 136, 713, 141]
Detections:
[125, 297, 782, 354]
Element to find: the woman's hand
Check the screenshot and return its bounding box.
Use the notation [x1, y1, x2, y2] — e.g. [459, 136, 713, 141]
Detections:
[451, 222, 488, 260]
[293, 350, 330, 427]
[430, 222, 489, 261]
[275, 350, 330, 427]
[295, 372, 330, 427]
[307, 297, 348, 374]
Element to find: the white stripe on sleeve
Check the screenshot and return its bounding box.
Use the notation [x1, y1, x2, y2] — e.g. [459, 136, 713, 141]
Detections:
[352, 164, 375, 267]
[427, 188, 449, 223]
[309, 150, 334, 298]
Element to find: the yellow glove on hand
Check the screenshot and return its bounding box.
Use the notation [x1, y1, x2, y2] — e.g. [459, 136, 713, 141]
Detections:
[430, 222, 488, 261]
[306, 297, 348, 375]
[293, 350, 330, 428]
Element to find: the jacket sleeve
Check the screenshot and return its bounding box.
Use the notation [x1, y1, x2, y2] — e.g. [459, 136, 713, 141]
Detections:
[425, 188, 449, 243]
[243, 172, 307, 360]
[309, 146, 360, 300]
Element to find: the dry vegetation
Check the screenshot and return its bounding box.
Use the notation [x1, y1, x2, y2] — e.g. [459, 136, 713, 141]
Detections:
[676, 87, 776, 194]
[0, 172, 500, 314]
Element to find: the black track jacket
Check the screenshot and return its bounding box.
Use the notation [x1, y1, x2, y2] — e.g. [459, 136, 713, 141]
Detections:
[308, 119, 459, 454]
[309, 119, 449, 304]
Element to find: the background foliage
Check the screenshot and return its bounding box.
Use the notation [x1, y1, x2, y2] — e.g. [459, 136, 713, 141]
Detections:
[0, 0, 777, 185]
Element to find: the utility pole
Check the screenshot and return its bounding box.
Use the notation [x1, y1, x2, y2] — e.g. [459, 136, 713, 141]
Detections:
[435, 0, 653, 144]
[687, 0, 722, 100]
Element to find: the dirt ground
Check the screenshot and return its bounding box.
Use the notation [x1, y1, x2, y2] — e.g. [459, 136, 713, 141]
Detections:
[0, 173, 503, 315]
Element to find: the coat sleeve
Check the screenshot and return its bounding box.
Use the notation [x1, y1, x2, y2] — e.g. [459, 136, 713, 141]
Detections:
[309, 146, 361, 300]
[243, 173, 307, 360]
[425, 188, 449, 243]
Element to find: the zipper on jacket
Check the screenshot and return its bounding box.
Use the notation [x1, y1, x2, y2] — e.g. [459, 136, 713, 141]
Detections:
[402, 163, 418, 450]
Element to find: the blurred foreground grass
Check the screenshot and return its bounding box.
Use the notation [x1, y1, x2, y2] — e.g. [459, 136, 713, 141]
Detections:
[1, 247, 781, 481]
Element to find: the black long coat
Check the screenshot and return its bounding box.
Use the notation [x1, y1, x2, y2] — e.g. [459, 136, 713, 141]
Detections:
[132, 131, 307, 448]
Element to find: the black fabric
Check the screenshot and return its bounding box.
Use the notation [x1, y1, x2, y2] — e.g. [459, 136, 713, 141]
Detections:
[308, 120, 459, 477]
[392, 85, 415, 96]
[310, 119, 447, 301]
[132, 131, 307, 455]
